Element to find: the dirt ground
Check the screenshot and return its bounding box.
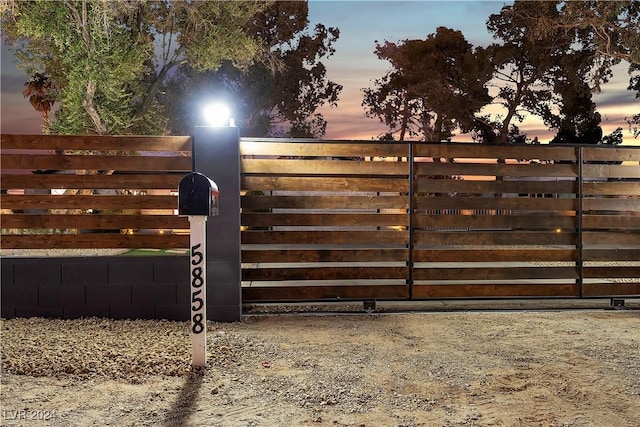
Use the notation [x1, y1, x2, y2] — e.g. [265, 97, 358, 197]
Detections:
[1, 303, 640, 427]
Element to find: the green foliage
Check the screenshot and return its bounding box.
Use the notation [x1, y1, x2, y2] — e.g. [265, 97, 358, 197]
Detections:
[1, 0, 271, 135]
[165, 1, 342, 138]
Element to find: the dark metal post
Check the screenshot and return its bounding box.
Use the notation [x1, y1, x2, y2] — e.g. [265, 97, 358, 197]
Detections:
[407, 141, 415, 299]
[577, 146, 584, 297]
[193, 126, 241, 322]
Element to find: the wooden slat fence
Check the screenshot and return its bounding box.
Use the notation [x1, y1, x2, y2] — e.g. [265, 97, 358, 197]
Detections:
[1, 134, 639, 301]
[1, 134, 190, 249]
[240, 138, 410, 301]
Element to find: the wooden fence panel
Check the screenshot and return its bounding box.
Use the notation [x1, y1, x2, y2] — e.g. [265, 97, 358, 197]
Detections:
[580, 146, 640, 292]
[239, 139, 410, 301]
[2, 135, 639, 302]
[1, 134, 189, 251]
[410, 142, 636, 299]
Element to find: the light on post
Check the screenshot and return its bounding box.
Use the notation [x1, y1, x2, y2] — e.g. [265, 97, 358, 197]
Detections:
[191, 103, 241, 324]
[202, 103, 234, 127]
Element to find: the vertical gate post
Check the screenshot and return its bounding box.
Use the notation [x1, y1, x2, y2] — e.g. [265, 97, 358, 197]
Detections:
[577, 146, 584, 297]
[193, 126, 242, 322]
[407, 141, 415, 299]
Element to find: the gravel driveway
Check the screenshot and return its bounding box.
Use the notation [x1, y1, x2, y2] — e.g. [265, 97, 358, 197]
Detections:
[2, 306, 639, 426]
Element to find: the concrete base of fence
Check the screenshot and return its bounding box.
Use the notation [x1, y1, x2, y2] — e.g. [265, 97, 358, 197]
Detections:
[0, 256, 230, 321]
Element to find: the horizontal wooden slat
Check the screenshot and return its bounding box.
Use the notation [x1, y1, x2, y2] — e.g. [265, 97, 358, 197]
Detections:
[414, 196, 577, 211]
[242, 176, 407, 192]
[582, 182, 640, 196]
[242, 213, 408, 227]
[583, 249, 640, 261]
[242, 249, 409, 263]
[415, 179, 577, 194]
[242, 284, 408, 301]
[0, 214, 187, 230]
[412, 284, 578, 298]
[240, 140, 409, 157]
[583, 232, 640, 245]
[242, 230, 408, 245]
[241, 159, 408, 175]
[2, 154, 191, 172]
[0, 134, 192, 151]
[414, 231, 577, 246]
[583, 198, 640, 212]
[582, 164, 640, 178]
[413, 144, 578, 161]
[583, 266, 640, 279]
[1, 233, 188, 249]
[583, 215, 640, 230]
[413, 214, 576, 230]
[243, 266, 408, 281]
[413, 267, 578, 281]
[415, 162, 578, 178]
[1, 173, 183, 190]
[413, 249, 578, 262]
[582, 147, 640, 162]
[242, 195, 408, 210]
[1, 195, 176, 209]
[582, 282, 640, 297]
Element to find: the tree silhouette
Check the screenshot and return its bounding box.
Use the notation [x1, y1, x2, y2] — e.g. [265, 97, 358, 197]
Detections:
[362, 27, 492, 141]
[22, 73, 54, 134]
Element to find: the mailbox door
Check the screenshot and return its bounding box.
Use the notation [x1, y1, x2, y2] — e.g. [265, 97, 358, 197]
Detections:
[179, 172, 212, 216]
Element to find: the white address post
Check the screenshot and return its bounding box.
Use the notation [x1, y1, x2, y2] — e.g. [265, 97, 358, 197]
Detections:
[189, 215, 207, 367]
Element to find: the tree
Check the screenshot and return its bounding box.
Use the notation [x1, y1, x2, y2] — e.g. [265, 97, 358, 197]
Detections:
[548, 53, 614, 145]
[362, 27, 492, 141]
[504, 0, 640, 139]
[486, 1, 628, 144]
[1, 0, 274, 135]
[483, 1, 571, 143]
[523, 1, 639, 69]
[165, 2, 342, 138]
[22, 73, 55, 134]
[629, 64, 640, 137]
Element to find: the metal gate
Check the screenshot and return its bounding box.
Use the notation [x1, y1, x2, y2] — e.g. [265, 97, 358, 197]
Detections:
[240, 139, 640, 302]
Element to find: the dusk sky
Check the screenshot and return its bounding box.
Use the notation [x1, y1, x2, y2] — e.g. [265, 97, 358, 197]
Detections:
[1, 0, 638, 145]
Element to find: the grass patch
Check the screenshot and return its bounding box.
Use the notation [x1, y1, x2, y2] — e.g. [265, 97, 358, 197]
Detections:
[121, 249, 188, 256]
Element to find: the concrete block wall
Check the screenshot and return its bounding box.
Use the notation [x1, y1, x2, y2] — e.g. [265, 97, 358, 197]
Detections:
[1, 256, 198, 320]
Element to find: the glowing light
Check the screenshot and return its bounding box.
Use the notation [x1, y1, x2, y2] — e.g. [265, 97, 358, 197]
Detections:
[202, 103, 231, 127]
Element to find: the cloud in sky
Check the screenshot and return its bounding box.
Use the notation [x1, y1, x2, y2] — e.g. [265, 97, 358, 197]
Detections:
[1, 1, 638, 145]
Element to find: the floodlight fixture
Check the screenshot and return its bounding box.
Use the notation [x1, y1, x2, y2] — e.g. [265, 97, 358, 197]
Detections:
[202, 103, 232, 127]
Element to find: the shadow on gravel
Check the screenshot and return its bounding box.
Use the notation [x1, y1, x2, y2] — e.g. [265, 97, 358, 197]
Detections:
[163, 371, 204, 426]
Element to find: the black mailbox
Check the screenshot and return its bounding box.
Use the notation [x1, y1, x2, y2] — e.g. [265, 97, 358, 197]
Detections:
[178, 172, 219, 216]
